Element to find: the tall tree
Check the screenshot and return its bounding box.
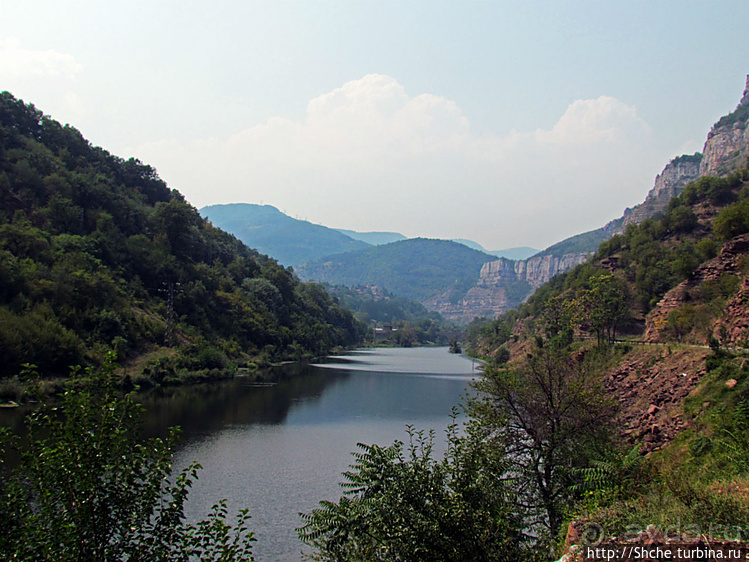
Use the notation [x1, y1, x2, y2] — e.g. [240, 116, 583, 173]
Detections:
[471, 345, 614, 543]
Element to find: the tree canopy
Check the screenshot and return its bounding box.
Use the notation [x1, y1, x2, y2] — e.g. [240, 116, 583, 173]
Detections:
[0, 91, 364, 382]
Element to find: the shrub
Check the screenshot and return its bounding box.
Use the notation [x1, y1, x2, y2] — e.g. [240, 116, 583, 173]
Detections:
[0, 357, 256, 560]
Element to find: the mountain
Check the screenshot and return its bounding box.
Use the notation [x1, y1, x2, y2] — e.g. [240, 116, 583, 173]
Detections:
[0, 92, 363, 383]
[335, 229, 407, 246]
[200, 203, 370, 267]
[468, 160, 749, 551]
[451, 239, 539, 260]
[296, 238, 496, 304]
[448, 75, 749, 322]
[538, 76, 749, 259]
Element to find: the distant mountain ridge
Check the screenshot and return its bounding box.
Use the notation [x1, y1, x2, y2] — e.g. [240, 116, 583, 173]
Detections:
[204, 77, 749, 324]
[335, 229, 406, 246]
[200, 203, 370, 267]
[202, 203, 534, 269]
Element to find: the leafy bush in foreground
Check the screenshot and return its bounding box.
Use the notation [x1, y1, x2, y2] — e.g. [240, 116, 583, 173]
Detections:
[298, 420, 529, 561]
[0, 357, 256, 561]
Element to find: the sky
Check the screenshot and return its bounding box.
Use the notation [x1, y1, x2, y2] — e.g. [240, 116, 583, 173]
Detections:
[2, 1, 749, 251]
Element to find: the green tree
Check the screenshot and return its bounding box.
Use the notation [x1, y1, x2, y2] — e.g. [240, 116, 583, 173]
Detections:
[471, 346, 614, 543]
[0, 357, 256, 561]
[583, 273, 629, 345]
[298, 420, 527, 562]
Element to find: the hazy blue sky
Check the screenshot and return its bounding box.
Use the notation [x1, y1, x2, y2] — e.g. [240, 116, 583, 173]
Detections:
[2, 1, 748, 250]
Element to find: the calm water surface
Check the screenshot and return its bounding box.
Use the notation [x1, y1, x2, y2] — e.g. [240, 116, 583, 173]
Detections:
[163, 347, 477, 561]
[0, 347, 478, 561]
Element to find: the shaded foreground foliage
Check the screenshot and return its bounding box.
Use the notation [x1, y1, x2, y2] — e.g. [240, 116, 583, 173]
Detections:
[0, 357, 256, 561]
[298, 420, 530, 561]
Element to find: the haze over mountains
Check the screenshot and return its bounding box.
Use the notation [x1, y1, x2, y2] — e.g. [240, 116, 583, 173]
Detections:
[200, 203, 370, 267]
[203, 77, 749, 323]
[200, 203, 540, 268]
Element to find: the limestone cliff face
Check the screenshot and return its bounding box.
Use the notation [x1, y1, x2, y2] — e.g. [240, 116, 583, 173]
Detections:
[652, 157, 703, 200]
[618, 155, 702, 230]
[479, 253, 590, 290]
[430, 76, 749, 323]
[700, 76, 749, 176]
[428, 252, 589, 321]
[601, 76, 749, 237]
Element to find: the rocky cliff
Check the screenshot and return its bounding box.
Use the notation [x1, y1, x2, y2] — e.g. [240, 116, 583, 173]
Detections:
[479, 253, 591, 291]
[644, 234, 749, 344]
[699, 75, 749, 176]
[588, 76, 749, 244]
[620, 154, 703, 228]
[428, 252, 590, 321]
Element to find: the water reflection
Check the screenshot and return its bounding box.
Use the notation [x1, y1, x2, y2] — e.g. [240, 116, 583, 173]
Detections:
[1, 347, 477, 561]
[136, 363, 352, 443]
[170, 347, 476, 561]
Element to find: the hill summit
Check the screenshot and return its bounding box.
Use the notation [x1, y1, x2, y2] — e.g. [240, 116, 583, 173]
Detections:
[0, 92, 363, 383]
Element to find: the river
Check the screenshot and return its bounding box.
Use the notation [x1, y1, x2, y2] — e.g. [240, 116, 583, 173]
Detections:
[1, 346, 477, 561]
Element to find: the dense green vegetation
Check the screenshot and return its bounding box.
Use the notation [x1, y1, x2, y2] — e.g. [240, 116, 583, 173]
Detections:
[298, 421, 530, 561]
[0, 92, 364, 385]
[297, 238, 495, 304]
[0, 357, 257, 560]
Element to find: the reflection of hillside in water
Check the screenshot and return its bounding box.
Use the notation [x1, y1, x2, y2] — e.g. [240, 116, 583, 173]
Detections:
[136, 363, 350, 443]
[316, 347, 478, 375]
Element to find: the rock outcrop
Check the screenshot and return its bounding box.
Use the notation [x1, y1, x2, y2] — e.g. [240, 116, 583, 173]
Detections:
[429, 252, 590, 321]
[620, 154, 702, 229]
[700, 76, 749, 176]
[573, 76, 749, 248]
[479, 253, 590, 291]
[644, 234, 749, 344]
[603, 348, 708, 454]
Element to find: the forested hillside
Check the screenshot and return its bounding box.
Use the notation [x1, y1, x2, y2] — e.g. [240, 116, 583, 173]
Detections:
[462, 164, 749, 558]
[296, 237, 495, 303]
[0, 92, 364, 385]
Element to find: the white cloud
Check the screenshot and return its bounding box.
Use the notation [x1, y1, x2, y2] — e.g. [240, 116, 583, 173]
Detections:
[0, 38, 82, 80]
[129, 74, 664, 249]
[0, 39, 85, 122]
